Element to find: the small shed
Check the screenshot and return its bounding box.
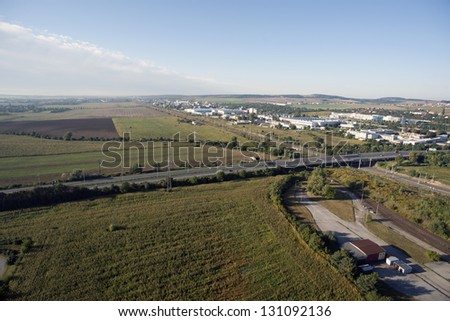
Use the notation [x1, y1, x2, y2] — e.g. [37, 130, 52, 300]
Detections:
[386, 256, 399, 266]
[393, 260, 412, 274]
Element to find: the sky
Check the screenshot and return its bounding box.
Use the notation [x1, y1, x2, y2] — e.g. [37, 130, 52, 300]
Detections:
[0, 0, 449, 99]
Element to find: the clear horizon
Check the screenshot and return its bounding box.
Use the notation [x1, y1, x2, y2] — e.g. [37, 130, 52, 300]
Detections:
[0, 0, 449, 100]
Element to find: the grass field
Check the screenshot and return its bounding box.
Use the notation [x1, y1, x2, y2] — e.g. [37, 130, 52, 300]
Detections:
[113, 116, 240, 141]
[315, 189, 355, 222]
[0, 102, 166, 121]
[365, 219, 431, 264]
[1, 177, 361, 300]
[395, 165, 450, 186]
[0, 135, 103, 157]
[0, 137, 253, 187]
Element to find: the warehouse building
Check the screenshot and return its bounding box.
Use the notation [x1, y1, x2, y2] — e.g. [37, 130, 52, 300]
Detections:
[343, 239, 386, 263]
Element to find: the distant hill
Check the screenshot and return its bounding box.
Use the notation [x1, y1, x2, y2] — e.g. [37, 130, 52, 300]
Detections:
[183, 94, 440, 104]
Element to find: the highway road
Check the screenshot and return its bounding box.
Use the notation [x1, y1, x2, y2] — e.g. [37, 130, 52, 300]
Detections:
[0, 151, 409, 194]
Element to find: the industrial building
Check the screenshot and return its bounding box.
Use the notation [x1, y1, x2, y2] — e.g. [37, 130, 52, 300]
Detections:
[279, 116, 340, 129]
[343, 239, 386, 263]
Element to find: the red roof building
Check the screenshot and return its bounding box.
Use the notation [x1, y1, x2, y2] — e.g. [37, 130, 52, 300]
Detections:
[343, 239, 386, 263]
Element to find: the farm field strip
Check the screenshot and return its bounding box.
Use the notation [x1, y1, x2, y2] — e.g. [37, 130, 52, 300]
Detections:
[0, 177, 361, 300]
[0, 103, 168, 121]
[113, 116, 239, 141]
[0, 135, 104, 157]
[0, 142, 252, 187]
[0, 118, 119, 139]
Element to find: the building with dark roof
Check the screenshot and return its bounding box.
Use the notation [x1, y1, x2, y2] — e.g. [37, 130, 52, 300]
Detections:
[343, 239, 386, 263]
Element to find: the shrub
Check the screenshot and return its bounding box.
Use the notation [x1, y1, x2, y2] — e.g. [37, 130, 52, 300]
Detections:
[20, 238, 32, 254]
[356, 272, 378, 295]
[426, 250, 441, 262]
[120, 182, 132, 193]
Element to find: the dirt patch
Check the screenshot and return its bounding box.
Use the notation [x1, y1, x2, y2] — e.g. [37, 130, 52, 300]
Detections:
[0, 255, 6, 278]
[0, 118, 119, 139]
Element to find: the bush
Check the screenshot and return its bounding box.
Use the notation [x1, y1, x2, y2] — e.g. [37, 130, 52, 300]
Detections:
[331, 250, 356, 279]
[215, 170, 225, 182]
[426, 250, 441, 262]
[120, 182, 132, 193]
[20, 238, 32, 254]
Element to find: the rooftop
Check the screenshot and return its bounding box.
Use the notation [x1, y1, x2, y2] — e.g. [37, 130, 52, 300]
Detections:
[351, 239, 385, 256]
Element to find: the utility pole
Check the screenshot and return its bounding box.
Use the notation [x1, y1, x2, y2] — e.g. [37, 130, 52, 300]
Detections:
[360, 181, 365, 202]
[167, 141, 172, 192]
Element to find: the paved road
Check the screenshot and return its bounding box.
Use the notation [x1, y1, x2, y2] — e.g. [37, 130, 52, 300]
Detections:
[362, 166, 450, 196]
[1, 151, 410, 194]
[297, 189, 450, 300]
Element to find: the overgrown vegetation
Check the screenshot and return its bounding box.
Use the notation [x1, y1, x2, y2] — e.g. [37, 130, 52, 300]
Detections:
[0, 177, 361, 300]
[306, 168, 336, 199]
[332, 167, 450, 240]
[378, 151, 450, 186]
[270, 174, 389, 300]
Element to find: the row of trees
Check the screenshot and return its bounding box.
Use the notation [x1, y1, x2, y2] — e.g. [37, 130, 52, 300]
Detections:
[407, 151, 449, 167]
[269, 174, 387, 300]
[0, 166, 296, 212]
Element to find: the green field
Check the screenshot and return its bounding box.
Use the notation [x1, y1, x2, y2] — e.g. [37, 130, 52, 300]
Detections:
[365, 219, 431, 264]
[1, 177, 361, 300]
[396, 165, 450, 187]
[113, 116, 239, 141]
[0, 102, 165, 121]
[315, 189, 355, 222]
[0, 135, 103, 157]
[0, 145, 244, 187]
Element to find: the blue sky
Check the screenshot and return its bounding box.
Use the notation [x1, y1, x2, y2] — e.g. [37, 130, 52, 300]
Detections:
[0, 0, 449, 99]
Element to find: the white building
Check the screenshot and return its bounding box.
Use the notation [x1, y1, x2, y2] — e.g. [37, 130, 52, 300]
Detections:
[340, 122, 356, 129]
[184, 108, 214, 116]
[347, 128, 397, 141]
[279, 117, 340, 129]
